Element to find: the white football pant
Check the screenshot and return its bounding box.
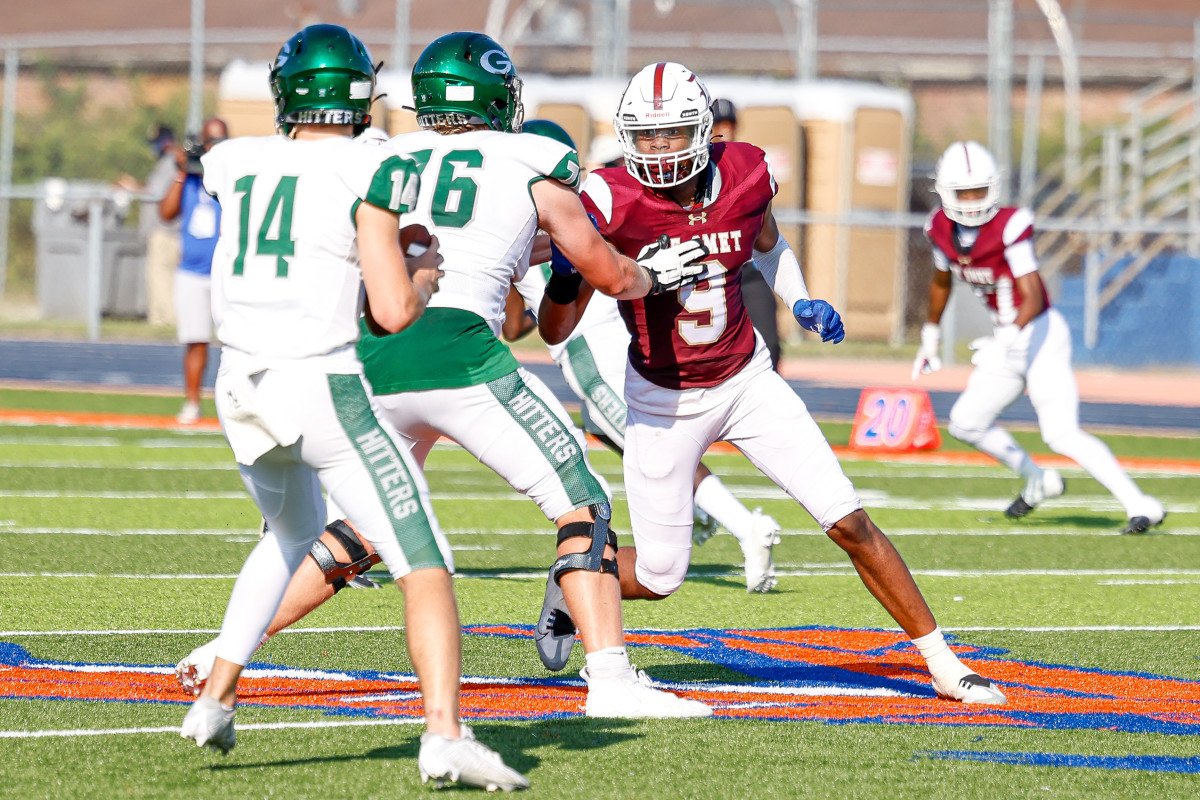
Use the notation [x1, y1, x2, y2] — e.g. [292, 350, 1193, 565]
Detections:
[948, 307, 1151, 514]
[623, 344, 862, 596]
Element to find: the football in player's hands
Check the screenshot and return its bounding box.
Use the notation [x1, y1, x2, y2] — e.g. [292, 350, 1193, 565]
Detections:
[400, 223, 433, 257]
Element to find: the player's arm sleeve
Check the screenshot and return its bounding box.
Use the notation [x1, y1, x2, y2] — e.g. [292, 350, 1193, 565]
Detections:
[923, 212, 952, 272]
[200, 147, 223, 199]
[1002, 208, 1039, 278]
[546, 148, 582, 191]
[362, 154, 420, 213]
[931, 247, 951, 272]
[579, 173, 614, 231]
[753, 233, 809, 307]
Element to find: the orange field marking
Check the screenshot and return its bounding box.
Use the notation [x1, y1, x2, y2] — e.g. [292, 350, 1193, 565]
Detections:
[3, 626, 1198, 737]
[2, 407, 1196, 474]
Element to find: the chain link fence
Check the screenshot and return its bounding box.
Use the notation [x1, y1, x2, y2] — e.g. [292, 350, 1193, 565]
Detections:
[1, 1, 1197, 366]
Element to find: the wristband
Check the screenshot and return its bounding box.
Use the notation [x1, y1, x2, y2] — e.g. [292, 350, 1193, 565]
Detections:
[545, 271, 583, 305]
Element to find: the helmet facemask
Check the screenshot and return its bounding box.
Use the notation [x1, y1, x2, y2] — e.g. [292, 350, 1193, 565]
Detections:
[617, 117, 712, 188]
[614, 62, 713, 189]
[934, 141, 1002, 226]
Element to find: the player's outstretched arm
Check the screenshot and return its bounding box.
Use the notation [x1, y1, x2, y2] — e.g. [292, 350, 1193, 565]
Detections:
[356, 202, 443, 333]
[532, 178, 652, 299]
[533, 179, 708, 302]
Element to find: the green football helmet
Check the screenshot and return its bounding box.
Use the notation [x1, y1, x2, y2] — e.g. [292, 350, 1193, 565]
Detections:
[411, 32, 524, 133]
[522, 119, 575, 150]
[270, 24, 378, 136]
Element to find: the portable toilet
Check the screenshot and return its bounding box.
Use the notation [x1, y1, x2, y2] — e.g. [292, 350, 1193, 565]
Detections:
[791, 80, 913, 344]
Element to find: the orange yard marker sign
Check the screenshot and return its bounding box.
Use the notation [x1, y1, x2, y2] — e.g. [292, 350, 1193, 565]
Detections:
[850, 387, 941, 452]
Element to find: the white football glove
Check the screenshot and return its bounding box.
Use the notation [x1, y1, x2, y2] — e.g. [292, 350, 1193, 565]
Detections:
[993, 323, 1021, 349]
[911, 322, 942, 380]
[637, 235, 710, 294]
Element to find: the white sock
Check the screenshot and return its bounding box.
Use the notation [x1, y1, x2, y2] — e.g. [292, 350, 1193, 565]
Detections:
[694, 475, 755, 545]
[911, 627, 972, 683]
[214, 533, 308, 665]
[1047, 429, 1146, 512]
[972, 426, 1035, 475]
[584, 646, 634, 682]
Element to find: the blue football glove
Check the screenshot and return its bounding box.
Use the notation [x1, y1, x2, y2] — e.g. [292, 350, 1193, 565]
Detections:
[793, 298, 845, 344]
[548, 240, 577, 276]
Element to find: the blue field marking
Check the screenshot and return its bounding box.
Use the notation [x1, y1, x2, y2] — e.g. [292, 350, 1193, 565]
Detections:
[919, 750, 1200, 774]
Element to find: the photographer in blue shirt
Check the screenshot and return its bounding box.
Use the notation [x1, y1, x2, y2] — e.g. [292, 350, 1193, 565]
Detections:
[159, 117, 227, 423]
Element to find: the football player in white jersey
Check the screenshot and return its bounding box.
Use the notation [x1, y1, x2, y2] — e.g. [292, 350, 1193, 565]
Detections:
[174, 32, 712, 721]
[177, 25, 528, 791]
[512, 119, 784, 594]
[916, 141, 1165, 534]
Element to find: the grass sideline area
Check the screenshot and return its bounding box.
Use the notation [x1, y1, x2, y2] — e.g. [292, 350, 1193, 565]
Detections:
[1, 386, 1198, 798]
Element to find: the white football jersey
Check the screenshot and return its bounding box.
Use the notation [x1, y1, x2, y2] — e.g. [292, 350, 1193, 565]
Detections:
[515, 262, 626, 362]
[202, 135, 419, 366]
[384, 128, 580, 335]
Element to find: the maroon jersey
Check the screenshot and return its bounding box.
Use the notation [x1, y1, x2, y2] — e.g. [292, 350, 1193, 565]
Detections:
[925, 206, 1052, 325]
[581, 142, 776, 389]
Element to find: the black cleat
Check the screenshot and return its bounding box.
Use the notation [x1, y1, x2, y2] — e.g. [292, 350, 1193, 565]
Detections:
[535, 566, 577, 671]
[1122, 511, 1166, 535]
[1004, 496, 1034, 519]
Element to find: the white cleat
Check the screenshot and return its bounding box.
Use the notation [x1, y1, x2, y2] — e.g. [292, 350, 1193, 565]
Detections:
[931, 672, 1007, 705]
[176, 401, 201, 425]
[181, 695, 236, 754]
[418, 724, 529, 792]
[741, 509, 782, 593]
[174, 639, 219, 697]
[582, 666, 714, 719]
[691, 507, 719, 546]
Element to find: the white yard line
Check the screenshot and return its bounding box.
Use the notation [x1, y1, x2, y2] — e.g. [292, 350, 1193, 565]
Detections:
[0, 527, 270, 536]
[5, 622, 1199, 639]
[6, 567, 1200, 582]
[0, 718, 424, 740]
[5, 524, 1199, 538]
[2, 486, 1195, 516]
[0, 490, 248, 499]
[0, 461, 234, 471]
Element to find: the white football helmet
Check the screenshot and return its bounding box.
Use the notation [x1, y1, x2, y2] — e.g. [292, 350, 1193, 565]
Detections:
[613, 62, 713, 188]
[934, 141, 1001, 226]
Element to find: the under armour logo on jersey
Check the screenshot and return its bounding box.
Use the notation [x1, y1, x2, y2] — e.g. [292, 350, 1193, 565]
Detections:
[688, 211, 707, 225]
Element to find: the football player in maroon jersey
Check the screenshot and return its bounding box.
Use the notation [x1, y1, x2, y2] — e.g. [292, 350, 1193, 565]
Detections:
[915, 141, 1164, 534]
[540, 62, 1006, 705]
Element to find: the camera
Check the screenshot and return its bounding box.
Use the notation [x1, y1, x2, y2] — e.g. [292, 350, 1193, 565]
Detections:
[182, 137, 206, 175]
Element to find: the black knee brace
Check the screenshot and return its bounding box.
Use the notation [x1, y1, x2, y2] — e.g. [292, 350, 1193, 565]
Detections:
[550, 502, 619, 584]
[307, 519, 382, 593]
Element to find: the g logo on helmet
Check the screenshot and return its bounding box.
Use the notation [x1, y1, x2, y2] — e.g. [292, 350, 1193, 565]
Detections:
[480, 49, 512, 75]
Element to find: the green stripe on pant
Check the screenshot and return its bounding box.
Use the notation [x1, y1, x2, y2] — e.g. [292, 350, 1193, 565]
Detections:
[328, 373, 445, 570]
[487, 369, 607, 510]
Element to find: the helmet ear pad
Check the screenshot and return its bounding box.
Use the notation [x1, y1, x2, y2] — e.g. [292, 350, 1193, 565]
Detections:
[934, 140, 1002, 226]
[613, 62, 714, 189]
[270, 24, 378, 136]
[410, 31, 524, 133]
